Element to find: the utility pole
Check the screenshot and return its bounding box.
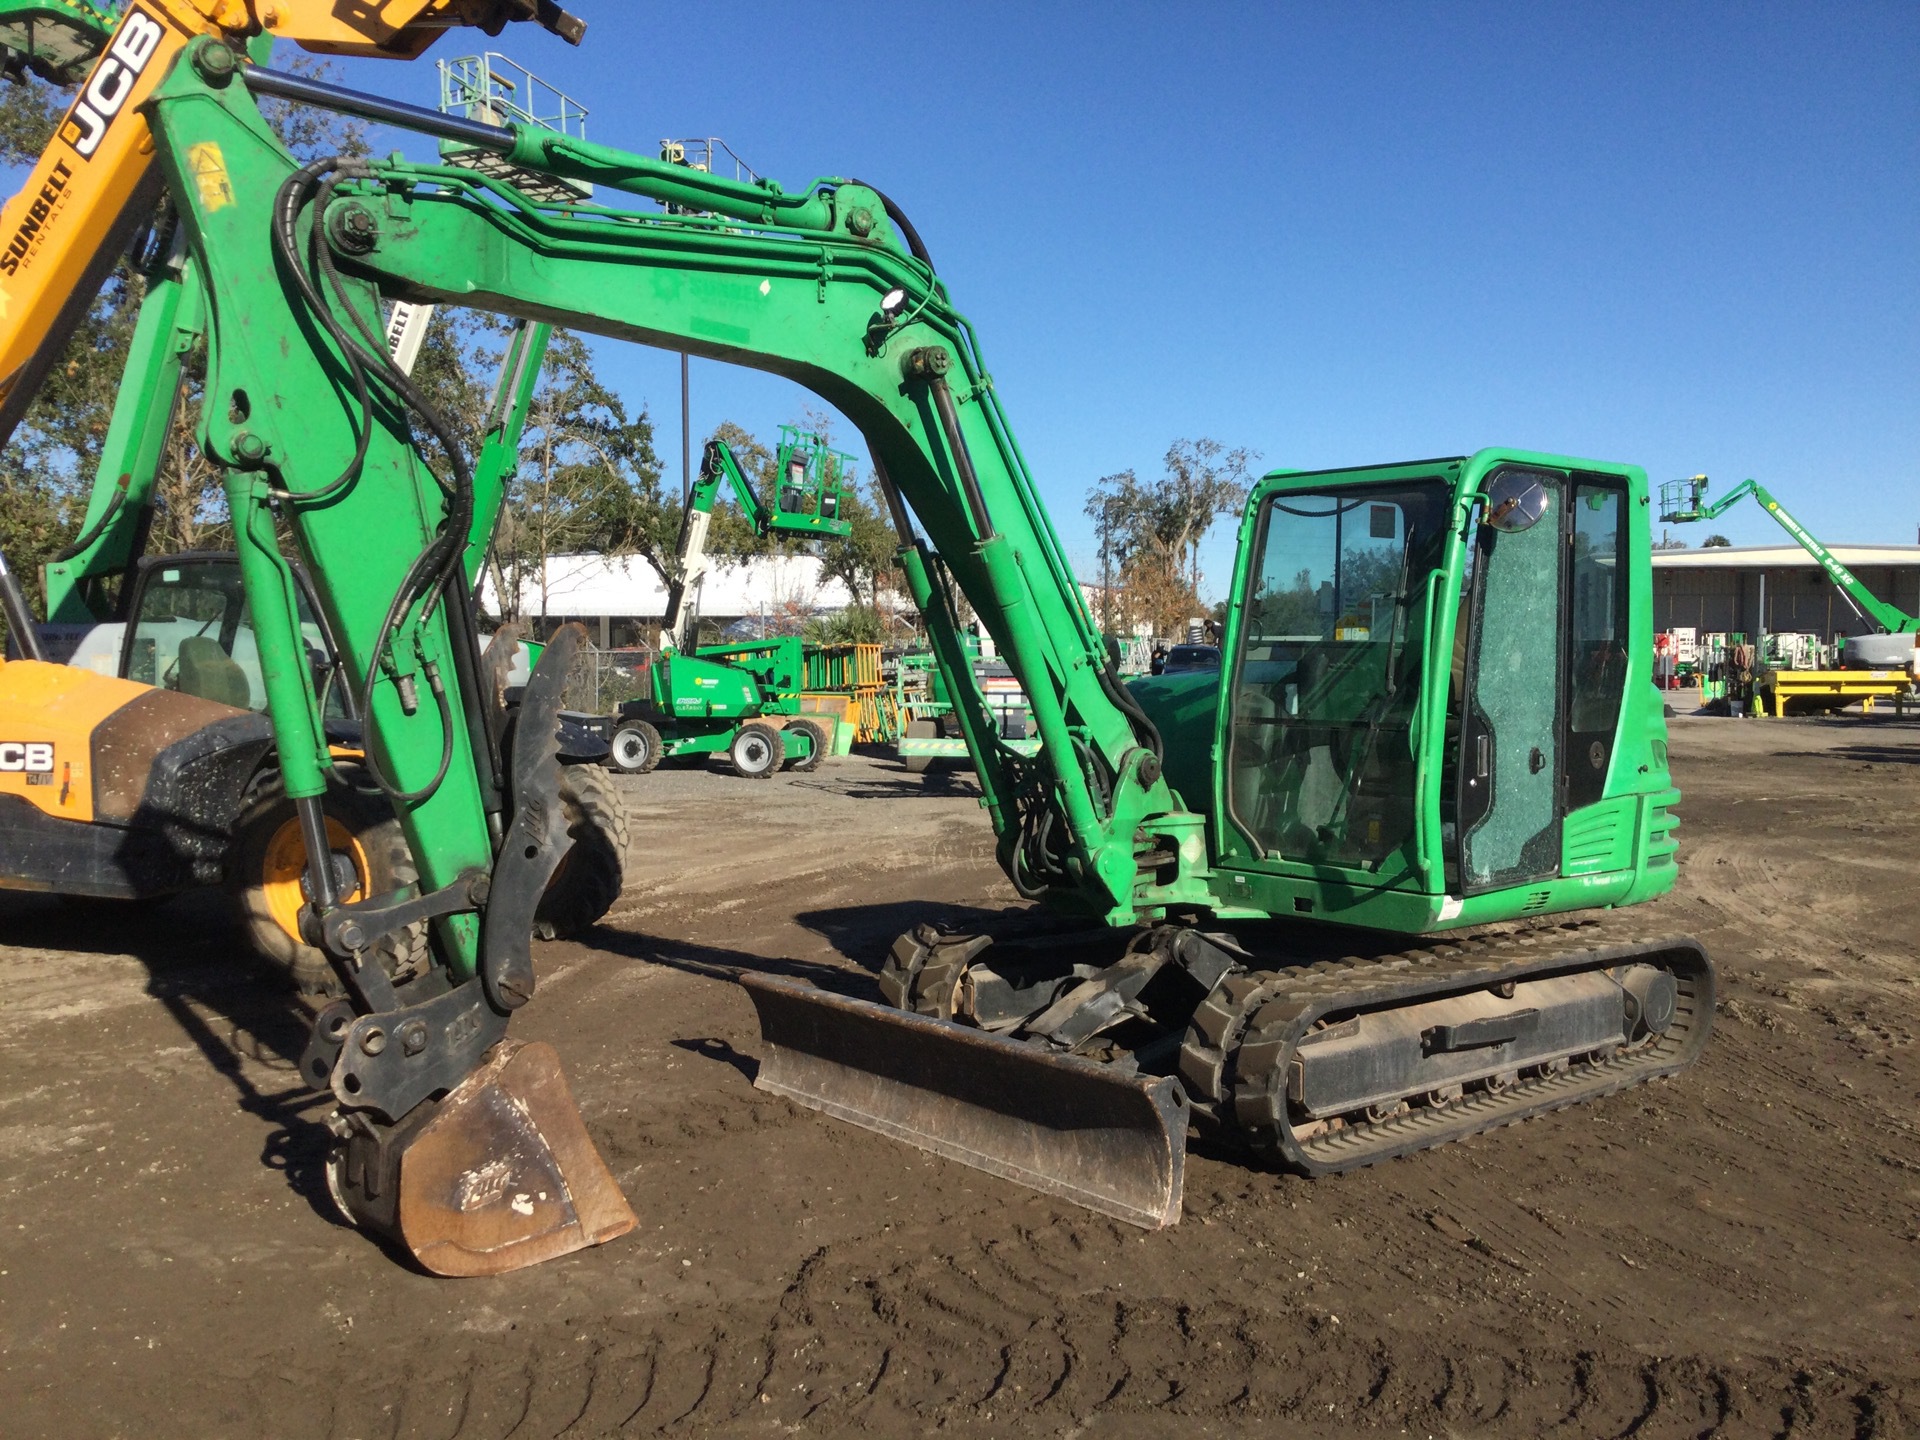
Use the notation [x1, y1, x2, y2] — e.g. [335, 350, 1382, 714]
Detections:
[1099, 499, 1112, 636]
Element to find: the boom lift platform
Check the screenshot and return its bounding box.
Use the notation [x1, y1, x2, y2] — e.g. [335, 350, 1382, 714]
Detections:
[0, 0, 1713, 1266]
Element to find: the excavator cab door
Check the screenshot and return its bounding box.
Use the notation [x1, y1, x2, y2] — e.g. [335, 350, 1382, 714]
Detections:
[1456, 467, 1566, 892]
[1455, 466, 1634, 895]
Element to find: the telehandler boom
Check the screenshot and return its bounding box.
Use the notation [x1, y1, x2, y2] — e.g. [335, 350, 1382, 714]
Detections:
[0, 5, 1713, 1262]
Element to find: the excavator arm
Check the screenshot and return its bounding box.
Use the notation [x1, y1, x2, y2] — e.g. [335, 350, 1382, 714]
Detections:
[144, 48, 1206, 932]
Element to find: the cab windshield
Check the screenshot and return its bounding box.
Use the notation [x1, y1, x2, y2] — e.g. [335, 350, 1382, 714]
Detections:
[1227, 480, 1452, 869]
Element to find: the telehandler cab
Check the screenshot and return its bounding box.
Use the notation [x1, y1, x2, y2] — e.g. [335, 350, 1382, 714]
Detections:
[0, 0, 1711, 1269]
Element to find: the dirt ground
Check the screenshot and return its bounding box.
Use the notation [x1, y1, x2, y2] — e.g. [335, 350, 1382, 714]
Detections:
[2, 715, 1917, 1439]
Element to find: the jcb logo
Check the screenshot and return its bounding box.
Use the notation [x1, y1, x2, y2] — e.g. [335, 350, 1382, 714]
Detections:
[0, 742, 54, 774]
[59, 8, 165, 160]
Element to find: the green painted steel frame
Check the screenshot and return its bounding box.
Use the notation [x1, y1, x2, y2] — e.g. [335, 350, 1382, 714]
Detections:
[143, 45, 1202, 937]
[43, 257, 203, 623]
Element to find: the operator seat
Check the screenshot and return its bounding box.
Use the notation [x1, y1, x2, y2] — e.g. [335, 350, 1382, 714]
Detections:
[175, 635, 252, 710]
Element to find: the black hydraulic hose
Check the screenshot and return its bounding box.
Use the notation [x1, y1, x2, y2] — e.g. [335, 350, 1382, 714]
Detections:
[849, 179, 932, 269]
[445, 569, 506, 820]
[924, 371, 995, 541]
[1098, 658, 1165, 766]
[50, 478, 127, 563]
[270, 163, 375, 508]
[0, 546, 45, 661]
[270, 158, 483, 807]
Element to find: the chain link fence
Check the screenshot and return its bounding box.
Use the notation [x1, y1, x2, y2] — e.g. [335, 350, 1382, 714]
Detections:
[559, 644, 651, 715]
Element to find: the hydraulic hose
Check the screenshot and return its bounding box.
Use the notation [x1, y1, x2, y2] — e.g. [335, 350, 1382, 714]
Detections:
[50, 476, 127, 563]
[270, 159, 489, 809]
[922, 368, 995, 542]
[849, 179, 933, 269]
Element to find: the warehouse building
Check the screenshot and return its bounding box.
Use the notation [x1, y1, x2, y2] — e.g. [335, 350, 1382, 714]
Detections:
[480, 552, 886, 646]
[1652, 544, 1920, 642]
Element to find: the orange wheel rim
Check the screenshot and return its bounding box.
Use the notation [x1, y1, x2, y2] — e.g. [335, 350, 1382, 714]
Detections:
[260, 814, 370, 946]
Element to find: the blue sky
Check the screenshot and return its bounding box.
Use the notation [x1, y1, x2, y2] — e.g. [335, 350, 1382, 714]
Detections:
[218, 3, 1920, 593]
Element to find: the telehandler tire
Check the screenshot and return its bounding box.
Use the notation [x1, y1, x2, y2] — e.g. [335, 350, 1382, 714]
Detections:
[729, 721, 782, 779]
[783, 718, 829, 773]
[227, 774, 428, 997]
[534, 761, 631, 940]
[608, 719, 662, 774]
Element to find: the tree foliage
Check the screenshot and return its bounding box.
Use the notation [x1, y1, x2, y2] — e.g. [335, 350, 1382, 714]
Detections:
[1085, 437, 1259, 636]
[495, 329, 665, 623]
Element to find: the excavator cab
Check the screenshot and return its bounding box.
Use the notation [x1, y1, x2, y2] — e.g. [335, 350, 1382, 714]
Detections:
[1208, 450, 1676, 931]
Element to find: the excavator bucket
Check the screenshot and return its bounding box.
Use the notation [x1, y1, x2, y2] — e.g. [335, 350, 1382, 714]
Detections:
[742, 974, 1188, 1228]
[377, 1041, 636, 1277]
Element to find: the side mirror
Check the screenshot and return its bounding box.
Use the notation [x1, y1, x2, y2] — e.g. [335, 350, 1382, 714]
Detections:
[1483, 470, 1551, 534]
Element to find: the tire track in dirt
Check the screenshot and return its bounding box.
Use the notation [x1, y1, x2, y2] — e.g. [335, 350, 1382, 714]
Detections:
[220, 1252, 1915, 1438]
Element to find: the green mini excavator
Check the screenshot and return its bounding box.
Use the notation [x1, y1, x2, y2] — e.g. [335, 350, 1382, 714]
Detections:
[0, 1, 1712, 1268]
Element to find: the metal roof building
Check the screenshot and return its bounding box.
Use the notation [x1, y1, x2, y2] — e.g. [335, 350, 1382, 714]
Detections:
[480, 553, 863, 647]
[1651, 543, 1920, 639]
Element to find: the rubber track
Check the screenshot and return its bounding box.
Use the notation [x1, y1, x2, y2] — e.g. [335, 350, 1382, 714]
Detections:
[1222, 919, 1715, 1176]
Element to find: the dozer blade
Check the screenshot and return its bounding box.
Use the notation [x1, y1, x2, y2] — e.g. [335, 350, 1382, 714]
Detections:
[390, 1041, 636, 1276]
[742, 973, 1188, 1228]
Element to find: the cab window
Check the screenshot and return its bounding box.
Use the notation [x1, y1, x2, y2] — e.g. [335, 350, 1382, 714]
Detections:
[1226, 481, 1452, 868]
[126, 559, 342, 716]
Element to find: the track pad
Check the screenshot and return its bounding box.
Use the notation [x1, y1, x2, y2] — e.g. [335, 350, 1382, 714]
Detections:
[395, 1041, 636, 1276]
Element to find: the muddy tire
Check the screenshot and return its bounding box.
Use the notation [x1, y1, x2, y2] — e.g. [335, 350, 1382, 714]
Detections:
[783, 718, 829, 773]
[878, 924, 989, 1020]
[227, 774, 427, 997]
[729, 721, 782, 779]
[534, 761, 631, 940]
[608, 719, 662, 775]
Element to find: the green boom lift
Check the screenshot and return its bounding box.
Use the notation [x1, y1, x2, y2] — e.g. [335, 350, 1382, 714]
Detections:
[603, 428, 851, 777]
[1659, 475, 1920, 669]
[0, 11, 1712, 1268]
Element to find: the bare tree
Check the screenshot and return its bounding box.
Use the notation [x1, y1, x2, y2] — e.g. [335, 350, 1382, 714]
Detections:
[1084, 438, 1259, 635]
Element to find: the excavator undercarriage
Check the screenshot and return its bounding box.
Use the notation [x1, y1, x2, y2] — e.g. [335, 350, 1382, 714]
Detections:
[748, 914, 1712, 1227]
